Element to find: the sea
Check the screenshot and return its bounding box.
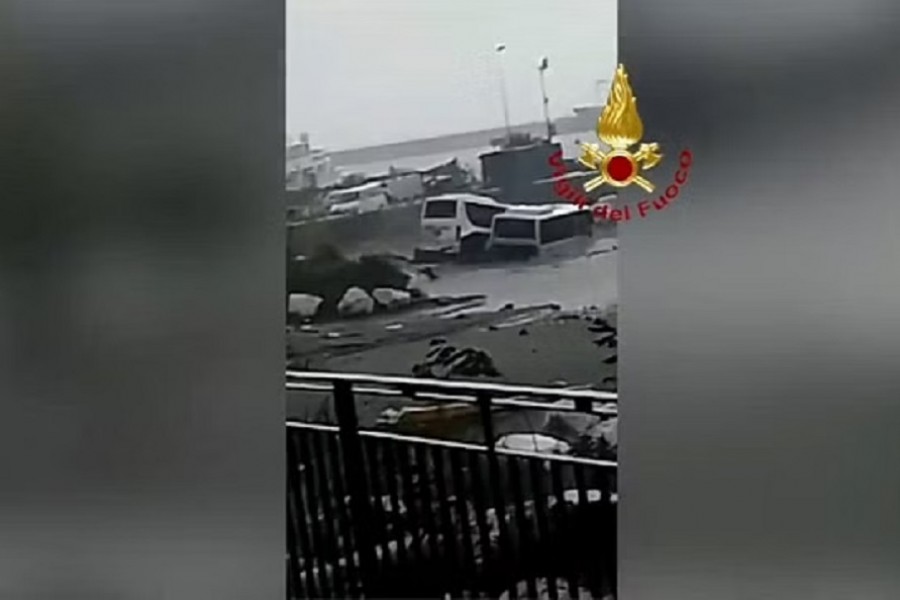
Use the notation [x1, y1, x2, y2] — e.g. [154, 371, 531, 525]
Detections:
[333, 132, 591, 179]
[419, 237, 618, 312]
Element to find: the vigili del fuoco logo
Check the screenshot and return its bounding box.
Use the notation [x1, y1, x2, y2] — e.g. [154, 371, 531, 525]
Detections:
[548, 64, 693, 222]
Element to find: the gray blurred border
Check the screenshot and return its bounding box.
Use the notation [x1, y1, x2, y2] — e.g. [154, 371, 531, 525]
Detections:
[620, 1, 900, 598]
[0, 1, 284, 597]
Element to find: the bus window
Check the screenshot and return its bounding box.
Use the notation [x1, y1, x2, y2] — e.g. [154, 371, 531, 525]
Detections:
[424, 200, 457, 219]
[539, 214, 576, 244]
[494, 218, 536, 240]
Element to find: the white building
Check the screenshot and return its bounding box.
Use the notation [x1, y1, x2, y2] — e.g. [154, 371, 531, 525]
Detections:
[285, 133, 340, 190]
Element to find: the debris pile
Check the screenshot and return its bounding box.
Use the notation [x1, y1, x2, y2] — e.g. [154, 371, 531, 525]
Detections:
[412, 341, 502, 379]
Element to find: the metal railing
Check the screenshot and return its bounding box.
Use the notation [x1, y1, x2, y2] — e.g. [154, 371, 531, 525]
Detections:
[286, 371, 618, 599]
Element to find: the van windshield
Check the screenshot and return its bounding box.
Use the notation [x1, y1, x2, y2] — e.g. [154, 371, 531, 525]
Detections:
[493, 218, 536, 240]
[465, 203, 506, 228]
[424, 200, 457, 219]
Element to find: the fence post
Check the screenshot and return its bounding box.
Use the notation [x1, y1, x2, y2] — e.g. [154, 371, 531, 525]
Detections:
[476, 390, 496, 452]
[477, 390, 515, 593]
[286, 432, 304, 599]
[333, 380, 379, 596]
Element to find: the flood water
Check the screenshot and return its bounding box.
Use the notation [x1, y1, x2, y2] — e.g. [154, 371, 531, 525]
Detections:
[420, 237, 618, 311]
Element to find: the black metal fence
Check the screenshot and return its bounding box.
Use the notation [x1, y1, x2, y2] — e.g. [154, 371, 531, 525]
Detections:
[287, 371, 618, 599]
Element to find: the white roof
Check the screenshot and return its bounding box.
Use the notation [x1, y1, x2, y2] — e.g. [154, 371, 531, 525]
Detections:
[498, 203, 587, 219]
[328, 181, 384, 195]
[426, 193, 500, 206]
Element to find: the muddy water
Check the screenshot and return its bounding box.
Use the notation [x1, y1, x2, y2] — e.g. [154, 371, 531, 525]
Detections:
[420, 237, 618, 312]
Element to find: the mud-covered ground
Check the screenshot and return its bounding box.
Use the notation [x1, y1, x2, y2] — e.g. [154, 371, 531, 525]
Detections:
[286, 303, 617, 430]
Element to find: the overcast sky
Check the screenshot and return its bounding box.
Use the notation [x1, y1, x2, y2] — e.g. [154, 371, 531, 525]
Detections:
[287, 0, 617, 150]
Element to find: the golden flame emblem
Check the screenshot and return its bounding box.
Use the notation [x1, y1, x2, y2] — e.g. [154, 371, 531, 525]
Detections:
[579, 64, 662, 193]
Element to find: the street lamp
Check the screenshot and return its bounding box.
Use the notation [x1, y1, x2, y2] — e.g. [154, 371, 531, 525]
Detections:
[494, 43, 512, 140]
[538, 56, 553, 141]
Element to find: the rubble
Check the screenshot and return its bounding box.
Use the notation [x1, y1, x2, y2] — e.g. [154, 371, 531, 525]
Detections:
[412, 342, 502, 379]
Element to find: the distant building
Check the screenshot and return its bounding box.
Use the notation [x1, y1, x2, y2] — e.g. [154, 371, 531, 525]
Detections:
[479, 135, 563, 204]
[286, 133, 340, 190]
[572, 104, 602, 131]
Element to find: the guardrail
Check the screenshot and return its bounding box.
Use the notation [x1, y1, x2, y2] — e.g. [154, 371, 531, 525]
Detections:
[286, 371, 618, 599]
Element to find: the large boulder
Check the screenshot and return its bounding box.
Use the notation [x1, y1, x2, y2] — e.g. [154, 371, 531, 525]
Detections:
[287, 293, 323, 318]
[337, 286, 374, 317]
[372, 287, 412, 309]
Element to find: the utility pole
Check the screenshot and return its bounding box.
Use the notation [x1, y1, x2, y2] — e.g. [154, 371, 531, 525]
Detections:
[495, 43, 512, 140]
[538, 56, 553, 141]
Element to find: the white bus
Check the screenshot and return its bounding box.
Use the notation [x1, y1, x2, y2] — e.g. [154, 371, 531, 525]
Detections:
[417, 193, 508, 259]
[487, 204, 593, 260]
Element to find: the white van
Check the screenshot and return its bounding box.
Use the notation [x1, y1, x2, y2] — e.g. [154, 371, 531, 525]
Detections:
[418, 194, 507, 258]
[326, 182, 389, 215]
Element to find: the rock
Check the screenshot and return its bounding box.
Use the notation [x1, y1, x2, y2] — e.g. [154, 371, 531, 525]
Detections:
[592, 334, 617, 348]
[372, 287, 412, 309]
[589, 316, 617, 339]
[288, 293, 324, 318]
[518, 328, 529, 336]
[501, 302, 515, 311]
[337, 286, 374, 317]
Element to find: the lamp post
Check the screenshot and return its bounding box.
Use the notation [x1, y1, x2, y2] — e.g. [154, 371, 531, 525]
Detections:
[538, 56, 553, 141]
[495, 43, 512, 140]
